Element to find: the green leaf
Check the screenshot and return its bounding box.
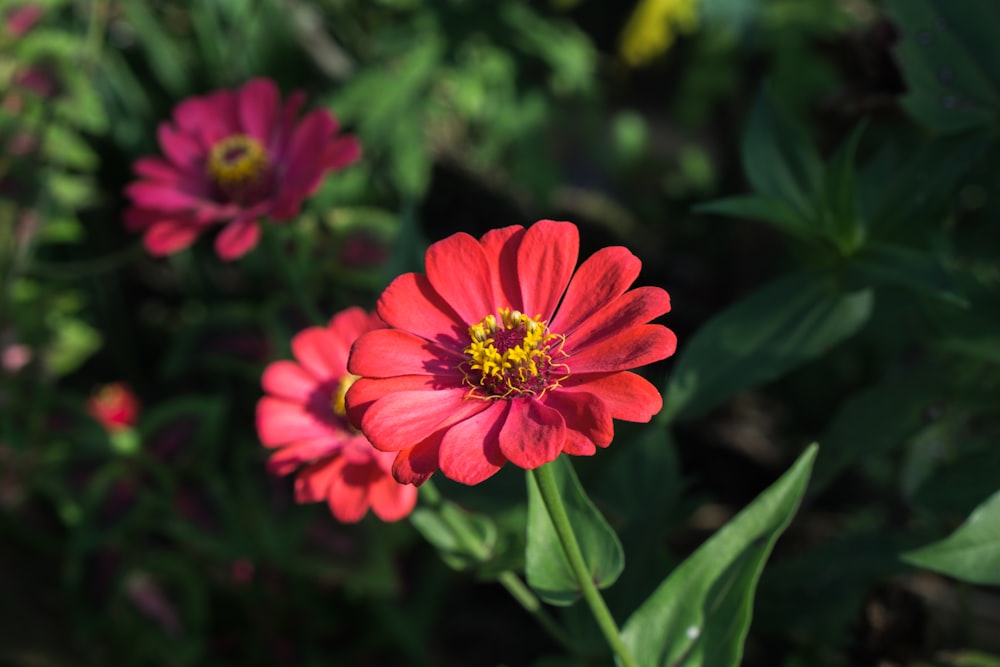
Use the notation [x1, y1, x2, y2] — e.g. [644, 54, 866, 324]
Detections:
[620, 444, 818, 667]
[820, 121, 866, 251]
[741, 88, 823, 220]
[410, 500, 497, 572]
[851, 242, 968, 306]
[904, 489, 1000, 585]
[525, 456, 624, 606]
[694, 194, 816, 243]
[664, 271, 873, 421]
[884, 0, 1000, 134]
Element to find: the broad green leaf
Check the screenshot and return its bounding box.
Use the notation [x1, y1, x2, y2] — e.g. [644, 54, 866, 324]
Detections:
[664, 271, 872, 421]
[620, 445, 818, 667]
[526, 456, 624, 606]
[820, 121, 866, 252]
[851, 242, 968, 307]
[120, 2, 191, 97]
[884, 0, 1000, 134]
[904, 489, 1000, 585]
[410, 500, 497, 572]
[914, 446, 1000, 516]
[694, 194, 815, 243]
[741, 88, 823, 220]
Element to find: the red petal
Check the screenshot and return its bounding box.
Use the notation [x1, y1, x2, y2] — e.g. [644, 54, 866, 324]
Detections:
[517, 220, 578, 321]
[143, 219, 201, 256]
[438, 400, 508, 484]
[327, 306, 377, 351]
[262, 360, 318, 401]
[215, 217, 261, 260]
[267, 436, 343, 475]
[292, 327, 347, 380]
[368, 474, 418, 521]
[549, 246, 641, 335]
[347, 329, 464, 379]
[238, 78, 279, 144]
[562, 430, 597, 456]
[498, 399, 565, 470]
[345, 375, 444, 429]
[479, 225, 525, 311]
[560, 371, 664, 422]
[424, 232, 495, 324]
[294, 457, 339, 503]
[392, 433, 443, 486]
[565, 286, 671, 352]
[543, 390, 613, 448]
[256, 396, 337, 446]
[567, 324, 676, 374]
[376, 273, 465, 347]
[326, 459, 375, 523]
[362, 389, 488, 453]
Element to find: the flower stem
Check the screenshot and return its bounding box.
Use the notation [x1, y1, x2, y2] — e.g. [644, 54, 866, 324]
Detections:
[263, 227, 325, 325]
[417, 482, 577, 655]
[531, 463, 638, 667]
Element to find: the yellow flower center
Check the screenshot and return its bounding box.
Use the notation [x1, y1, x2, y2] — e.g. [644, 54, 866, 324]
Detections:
[331, 373, 360, 418]
[206, 134, 269, 198]
[462, 308, 568, 399]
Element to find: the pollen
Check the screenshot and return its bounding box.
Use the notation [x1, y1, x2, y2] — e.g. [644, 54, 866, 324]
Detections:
[206, 134, 269, 200]
[331, 373, 360, 418]
[462, 308, 568, 399]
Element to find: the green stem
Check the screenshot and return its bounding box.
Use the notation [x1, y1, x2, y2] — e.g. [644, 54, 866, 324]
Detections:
[263, 228, 325, 325]
[417, 482, 577, 655]
[531, 463, 638, 667]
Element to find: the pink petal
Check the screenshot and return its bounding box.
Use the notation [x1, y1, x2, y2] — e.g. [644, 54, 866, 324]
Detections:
[133, 157, 189, 184]
[567, 325, 676, 374]
[281, 109, 336, 188]
[294, 457, 339, 503]
[143, 219, 201, 256]
[124, 207, 161, 232]
[362, 389, 489, 453]
[267, 436, 344, 475]
[438, 400, 508, 484]
[292, 327, 347, 380]
[326, 459, 375, 523]
[256, 396, 337, 447]
[127, 182, 205, 212]
[262, 360, 318, 401]
[323, 135, 362, 172]
[270, 90, 307, 157]
[559, 371, 663, 422]
[214, 216, 261, 260]
[368, 474, 419, 521]
[498, 399, 565, 470]
[517, 220, 578, 321]
[549, 246, 642, 335]
[479, 225, 525, 311]
[392, 433, 443, 486]
[345, 375, 445, 429]
[376, 273, 465, 347]
[543, 390, 613, 448]
[238, 78, 279, 144]
[157, 123, 204, 171]
[347, 329, 464, 379]
[565, 287, 671, 352]
[424, 232, 495, 325]
[174, 90, 238, 147]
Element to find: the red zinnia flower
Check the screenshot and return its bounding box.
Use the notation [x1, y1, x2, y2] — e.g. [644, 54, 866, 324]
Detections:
[124, 78, 361, 260]
[87, 383, 141, 433]
[345, 219, 677, 486]
[256, 307, 418, 523]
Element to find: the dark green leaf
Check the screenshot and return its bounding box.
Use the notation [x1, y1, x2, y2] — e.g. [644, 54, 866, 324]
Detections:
[526, 457, 624, 606]
[664, 271, 872, 421]
[410, 500, 497, 572]
[851, 242, 968, 306]
[694, 194, 816, 243]
[620, 445, 818, 667]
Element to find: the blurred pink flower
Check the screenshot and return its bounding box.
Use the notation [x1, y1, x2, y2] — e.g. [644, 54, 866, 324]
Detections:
[1, 342, 31, 373]
[86, 383, 140, 433]
[256, 307, 418, 523]
[124, 77, 361, 260]
[3, 4, 43, 37]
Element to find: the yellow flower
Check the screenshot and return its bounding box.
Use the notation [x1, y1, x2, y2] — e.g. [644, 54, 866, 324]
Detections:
[619, 0, 700, 67]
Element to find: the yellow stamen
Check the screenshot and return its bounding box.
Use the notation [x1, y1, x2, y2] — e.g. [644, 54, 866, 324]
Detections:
[331, 373, 360, 418]
[206, 134, 269, 189]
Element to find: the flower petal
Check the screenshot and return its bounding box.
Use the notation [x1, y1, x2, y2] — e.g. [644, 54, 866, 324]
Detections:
[567, 324, 676, 374]
[323, 135, 362, 171]
[256, 396, 335, 446]
[174, 89, 238, 147]
[565, 286, 671, 352]
[326, 459, 375, 523]
[362, 389, 489, 453]
[348, 329, 464, 379]
[392, 433, 443, 486]
[424, 232, 495, 324]
[294, 457, 339, 503]
[238, 78, 279, 143]
[267, 436, 343, 475]
[292, 326, 347, 380]
[127, 182, 205, 212]
[543, 390, 614, 449]
[262, 360, 318, 402]
[549, 246, 642, 335]
[157, 123, 204, 171]
[368, 473, 419, 521]
[498, 399, 565, 470]
[479, 225, 525, 311]
[345, 375, 444, 430]
[143, 219, 201, 256]
[438, 400, 508, 484]
[376, 273, 465, 347]
[517, 220, 578, 321]
[214, 216, 260, 260]
[560, 371, 664, 422]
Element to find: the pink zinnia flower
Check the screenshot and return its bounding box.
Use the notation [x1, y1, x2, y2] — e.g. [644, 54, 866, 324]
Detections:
[124, 78, 361, 260]
[345, 219, 677, 486]
[87, 383, 140, 433]
[3, 4, 43, 37]
[256, 307, 418, 523]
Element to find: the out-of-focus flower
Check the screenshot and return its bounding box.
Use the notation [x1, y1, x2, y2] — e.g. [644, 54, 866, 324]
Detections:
[345, 219, 676, 486]
[124, 78, 361, 260]
[123, 571, 182, 636]
[619, 0, 699, 67]
[3, 4, 43, 37]
[256, 307, 418, 523]
[1, 342, 31, 373]
[86, 383, 140, 433]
